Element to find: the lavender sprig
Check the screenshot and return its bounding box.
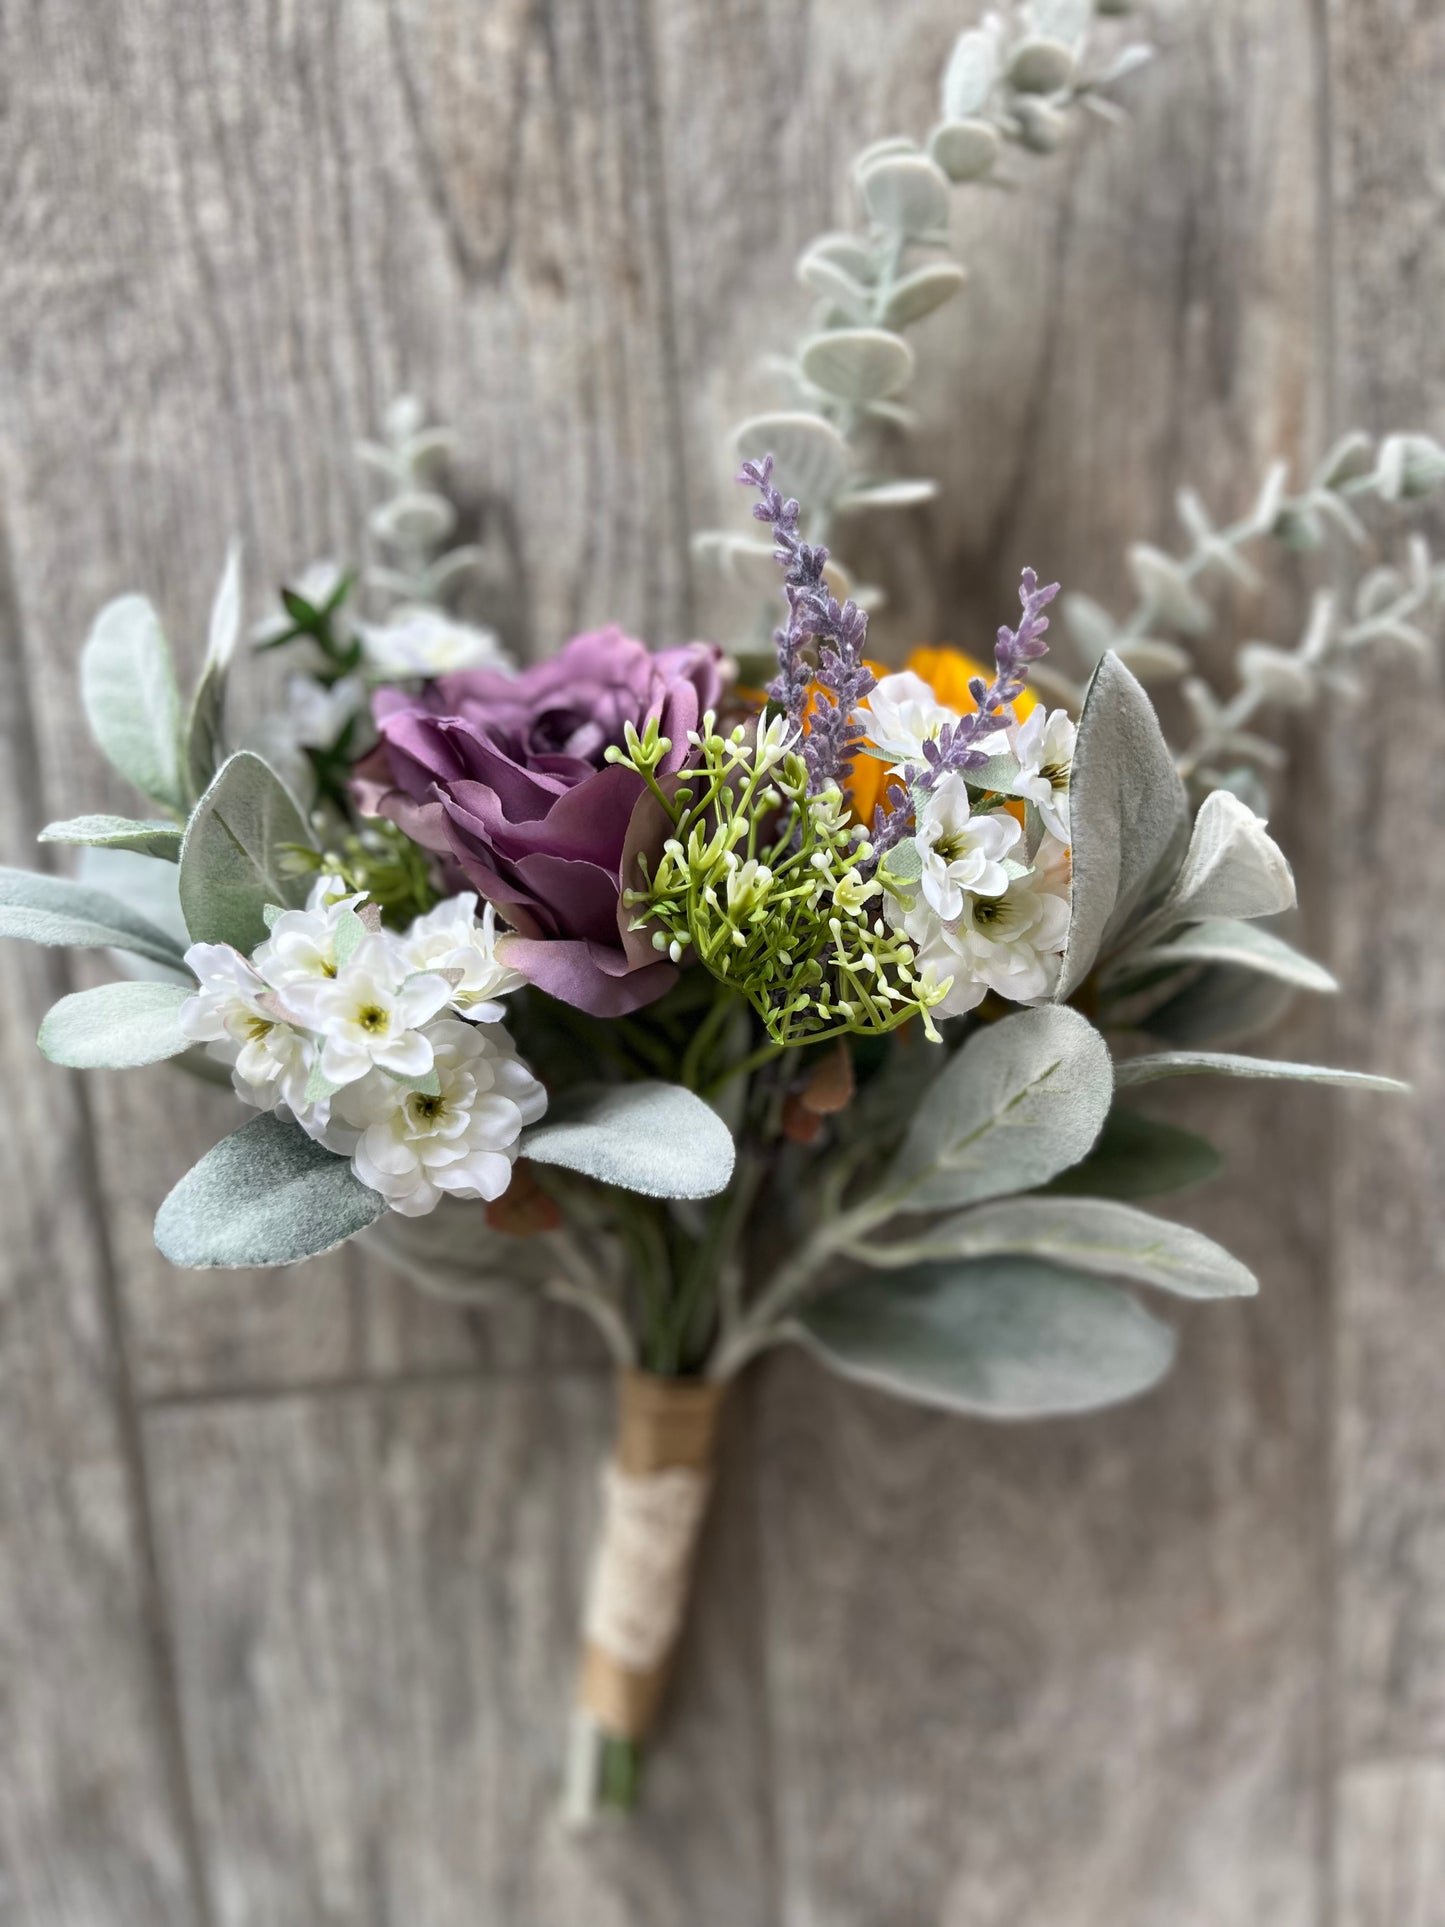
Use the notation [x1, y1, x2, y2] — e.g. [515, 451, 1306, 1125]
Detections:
[737, 456, 876, 794]
[869, 568, 1059, 859]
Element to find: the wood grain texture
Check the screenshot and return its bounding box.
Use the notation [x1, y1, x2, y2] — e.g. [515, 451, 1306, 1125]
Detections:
[0, 515, 201, 1918]
[658, 0, 1336, 1918]
[1336, 1759, 1445, 1927]
[1324, 0, 1445, 1774]
[144, 1374, 776, 1927]
[0, 0, 687, 1397]
[1, 0, 1441, 1918]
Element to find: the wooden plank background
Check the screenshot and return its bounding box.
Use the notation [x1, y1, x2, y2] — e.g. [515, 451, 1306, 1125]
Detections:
[0, 2, 1441, 1921]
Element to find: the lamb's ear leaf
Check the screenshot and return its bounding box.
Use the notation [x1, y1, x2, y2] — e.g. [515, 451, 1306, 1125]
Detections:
[155, 1112, 386, 1268]
[39, 815, 184, 861]
[0, 866, 186, 969]
[1040, 1107, 1222, 1199]
[81, 593, 187, 811]
[178, 750, 315, 951]
[794, 1257, 1176, 1418]
[1117, 917, 1336, 993]
[185, 543, 243, 801]
[884, 1006, 1113, 1214]
[1157, 790, 1296, 925]
[854, 1195, 1257, 1300]
[39, 979, 192, 1069]
[521, 1081, 735, 1200]
[1056, 653, 1189, 998]
[1114, 1051, 1407, 1094]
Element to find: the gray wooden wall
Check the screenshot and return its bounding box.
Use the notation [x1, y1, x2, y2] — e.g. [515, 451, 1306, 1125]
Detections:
[1, 3, 1442, 1922]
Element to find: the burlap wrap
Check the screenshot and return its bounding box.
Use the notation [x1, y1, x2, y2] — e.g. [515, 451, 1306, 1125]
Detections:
[577, 1369, 726, 1740]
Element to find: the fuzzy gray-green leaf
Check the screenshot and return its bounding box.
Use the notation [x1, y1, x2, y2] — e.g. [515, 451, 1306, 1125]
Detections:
[1114, 1052, 1407, 1094]
[185, 544, 242, 801]
[39, 979, 192, 1069]
[795, 1258, 1176, 1418]
[178, 750, 314, 951]
[1123, 917, 1335, 993]
[885, 1005, 1113, 1213]
[1159, 789, 1296, 925]
[859, 1195, 1256, 1300]
[155, 1111, 386, 1269]
[1056, 653, 1190, 998]
[0, 866, 187, 968]
[81, 594, 187, 811]
[39, 815, 184, 860]
[522, 1081, 735, 1200]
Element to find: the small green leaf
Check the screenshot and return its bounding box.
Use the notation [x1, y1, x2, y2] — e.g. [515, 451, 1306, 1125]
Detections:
[0, 866, 186, 969]
[178, 750, 315, 951]
[39, 816, 183, 860]
[81, 594, 187, 810]
[522, 1082, 735, 1200]
[735, 411, 854, 507]
[1040, 1107, 1222, 1199]
[796, 1258, 1176, 1418]
[834, 478, 938, 512]
[39, 980, 192, 1069]
[942, 24, 1000, 120]
[333, 906, 366, 968]
[155, 1111, 386, 1269]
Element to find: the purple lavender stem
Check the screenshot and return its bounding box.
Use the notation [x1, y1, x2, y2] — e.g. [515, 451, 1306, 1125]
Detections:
[737, 456, 876, 794]
[867, 567, 1059, 859]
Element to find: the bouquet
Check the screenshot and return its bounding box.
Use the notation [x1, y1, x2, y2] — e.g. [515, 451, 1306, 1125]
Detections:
[3, 2, 1438, 1822]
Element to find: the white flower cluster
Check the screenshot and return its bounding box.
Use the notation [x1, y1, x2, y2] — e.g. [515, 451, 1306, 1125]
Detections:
[178, 878, 545, 1217]
[860, 673, 1076, 1018]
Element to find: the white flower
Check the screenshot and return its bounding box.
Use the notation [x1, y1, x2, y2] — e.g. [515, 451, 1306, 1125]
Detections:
[253, 878, 368, 993]
[856, 670, 958, 764]
[915, 774, 1021, 921]
[284, 673, 366, 749]
[178, 942, 313, 1112]
[288, 933, 453, 1086]
[320, 1019, 546, 1217]
[251, 560, 347, 646]
[907, 833, 1071, 1011]
[1008, 706, 1075, 843]
[358, 606, 513, 679]
[397, 894, 526, 1023]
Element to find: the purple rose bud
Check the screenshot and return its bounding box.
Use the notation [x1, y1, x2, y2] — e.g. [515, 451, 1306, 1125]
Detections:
[355, 627, 726, 1017]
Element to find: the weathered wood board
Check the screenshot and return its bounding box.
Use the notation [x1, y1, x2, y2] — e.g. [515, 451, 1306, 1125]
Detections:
[0, 1, 1440, 1921]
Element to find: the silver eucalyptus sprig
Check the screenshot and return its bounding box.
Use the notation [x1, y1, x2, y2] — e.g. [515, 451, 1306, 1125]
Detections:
[1051, 429, 1445, 795]
[695, 1, 1156, 616]
[357, 394, 484, 614]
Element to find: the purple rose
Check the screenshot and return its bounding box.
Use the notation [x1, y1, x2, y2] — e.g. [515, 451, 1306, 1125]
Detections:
[355, 626, 726, 1016]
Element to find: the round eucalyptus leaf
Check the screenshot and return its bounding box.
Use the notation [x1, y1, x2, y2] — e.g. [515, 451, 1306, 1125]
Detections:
[1008, 36, 1076, 94]
[857, 153, 952, 237]
[735, 411, 853, 506]
[881, 261, 968, 328]
[796, 250, 873, 323]
[929, 118, 1001, 182]
[800, 329, 915, 403]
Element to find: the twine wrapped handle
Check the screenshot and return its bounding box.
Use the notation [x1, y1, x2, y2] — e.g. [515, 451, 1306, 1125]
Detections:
[577, 1369, 726, 1743]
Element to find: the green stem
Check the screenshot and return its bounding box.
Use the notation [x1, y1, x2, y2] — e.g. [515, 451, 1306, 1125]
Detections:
[702, 1037, 785, 1101]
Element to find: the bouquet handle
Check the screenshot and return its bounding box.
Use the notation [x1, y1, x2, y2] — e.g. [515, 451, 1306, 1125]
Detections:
[565, 1369, 726, 1820]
